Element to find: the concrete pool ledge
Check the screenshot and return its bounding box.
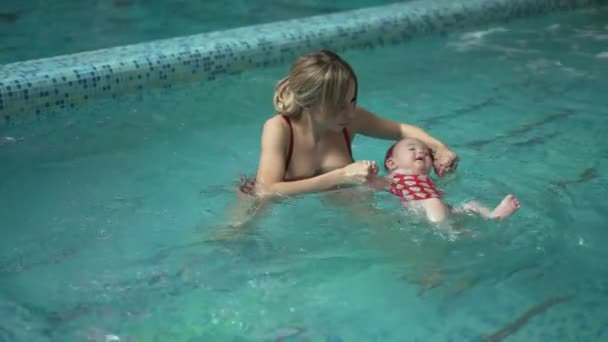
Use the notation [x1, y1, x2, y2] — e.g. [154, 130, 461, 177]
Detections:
[0, 0, 604, 125]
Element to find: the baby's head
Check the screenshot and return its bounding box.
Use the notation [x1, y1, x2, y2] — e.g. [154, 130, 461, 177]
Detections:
[384, 138, 433, 175]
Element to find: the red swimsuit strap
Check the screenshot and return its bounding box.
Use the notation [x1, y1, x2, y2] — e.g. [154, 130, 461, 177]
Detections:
[280, 114, 294, 173]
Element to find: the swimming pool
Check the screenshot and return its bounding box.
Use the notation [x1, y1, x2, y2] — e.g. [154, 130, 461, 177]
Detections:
[0, 0, 402, 64]
[1, 3, 608, 342]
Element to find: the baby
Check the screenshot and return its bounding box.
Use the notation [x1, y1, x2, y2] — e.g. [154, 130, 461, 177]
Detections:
[370, 138, 520, 224]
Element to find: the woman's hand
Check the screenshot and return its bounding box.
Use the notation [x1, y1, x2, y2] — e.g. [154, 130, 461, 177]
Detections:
[433, 146, 459, 177]
[341, 160, 379, 185]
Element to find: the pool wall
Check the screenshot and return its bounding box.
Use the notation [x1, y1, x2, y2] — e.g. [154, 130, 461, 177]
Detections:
[0, 0, 605, 126]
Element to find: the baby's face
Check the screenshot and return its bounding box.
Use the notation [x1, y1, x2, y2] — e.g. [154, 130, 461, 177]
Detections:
[389, 139, 433, 174]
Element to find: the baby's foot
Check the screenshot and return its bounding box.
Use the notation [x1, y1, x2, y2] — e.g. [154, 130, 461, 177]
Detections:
[491, 194, 520, 220]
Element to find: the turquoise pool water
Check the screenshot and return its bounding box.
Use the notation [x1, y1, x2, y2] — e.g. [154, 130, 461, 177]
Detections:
[1, 5, 608, 341]
[0, 0, 402, 64]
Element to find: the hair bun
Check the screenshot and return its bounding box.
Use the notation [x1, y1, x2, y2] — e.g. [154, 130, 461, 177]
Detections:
[273, 77, 302, 116]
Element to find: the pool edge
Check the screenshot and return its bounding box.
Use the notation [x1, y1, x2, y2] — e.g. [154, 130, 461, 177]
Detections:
[0, 0, 604, 126]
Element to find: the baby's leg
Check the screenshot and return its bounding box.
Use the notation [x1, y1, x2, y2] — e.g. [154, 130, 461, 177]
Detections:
[453, 201, 492, 217]
[455, 194, 520, 220]
[489, 194, 520, 219]
[421, 199, 451, 224]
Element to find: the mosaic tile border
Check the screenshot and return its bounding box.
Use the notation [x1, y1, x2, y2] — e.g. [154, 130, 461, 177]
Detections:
[0, 0, 604, 126]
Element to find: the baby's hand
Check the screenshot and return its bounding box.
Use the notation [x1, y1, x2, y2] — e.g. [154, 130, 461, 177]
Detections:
[341, 160, 378, 185]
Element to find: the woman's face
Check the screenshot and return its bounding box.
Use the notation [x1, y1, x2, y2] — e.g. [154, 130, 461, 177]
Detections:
[318, 80, 357, 132]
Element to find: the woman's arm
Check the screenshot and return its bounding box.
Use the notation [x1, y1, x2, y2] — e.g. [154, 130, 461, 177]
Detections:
[351, 107, 458, 175]
[352, 107, 446, 150]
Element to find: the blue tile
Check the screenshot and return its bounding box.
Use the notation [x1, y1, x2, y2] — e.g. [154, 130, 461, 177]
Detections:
[0, 0, 602, 124]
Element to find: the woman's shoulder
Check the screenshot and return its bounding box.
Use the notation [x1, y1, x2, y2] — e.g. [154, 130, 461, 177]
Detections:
[260, 114, 293, 145]
[262, 114, 291, 131]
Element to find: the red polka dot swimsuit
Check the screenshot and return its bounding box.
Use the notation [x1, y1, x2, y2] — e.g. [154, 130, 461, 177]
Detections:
[389, 173, 441, 202]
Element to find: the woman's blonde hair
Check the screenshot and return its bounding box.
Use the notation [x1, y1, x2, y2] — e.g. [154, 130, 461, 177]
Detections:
[273, 50, 358, 116]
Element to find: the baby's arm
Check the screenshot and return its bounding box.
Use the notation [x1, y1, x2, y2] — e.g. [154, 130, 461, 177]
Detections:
[367, 175, 391, 192]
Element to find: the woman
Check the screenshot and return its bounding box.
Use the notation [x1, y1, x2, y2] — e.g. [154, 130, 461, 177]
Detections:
[246, 49, 458, 199]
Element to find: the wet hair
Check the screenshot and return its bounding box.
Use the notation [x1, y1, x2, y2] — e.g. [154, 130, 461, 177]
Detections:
[273, 50, 358, 116]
